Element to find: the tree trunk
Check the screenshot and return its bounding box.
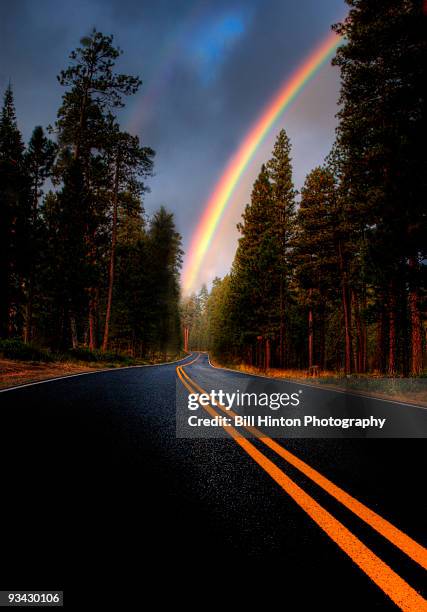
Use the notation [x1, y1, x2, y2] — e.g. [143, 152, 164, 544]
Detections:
[88, 289, 98, 351]
[352, 291, 363, 373]
[24, 174, 40, 344]
[409, 257, 422, 376]
[343, 285, 352, 375]
[23, 292, 33, 344]
[265, 338, 271, 370]
[375, 305, 386, 373]
[338, 241, 352, 374]
[70, 315, 78, 349]
[319, 308, 325, 370]
[75, 69, 95, 349]
[388, 283, 397, 376]
[308, 307, 314, 370]
[279, 279, 284, 368]
[102, 155, 120, 351]
[362, 289, 367, 373]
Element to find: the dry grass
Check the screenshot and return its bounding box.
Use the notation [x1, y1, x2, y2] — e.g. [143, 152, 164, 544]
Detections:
[211, 359, 427, 407]
[236, 363, 337, 379]
[0, 351, 185, 390]
[0, 358, 103, 390]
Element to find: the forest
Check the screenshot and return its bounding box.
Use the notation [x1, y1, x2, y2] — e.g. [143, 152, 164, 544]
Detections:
[0, 31, 182, 361]
[182, 1, 427, 377]
[1, 1, 426, 376]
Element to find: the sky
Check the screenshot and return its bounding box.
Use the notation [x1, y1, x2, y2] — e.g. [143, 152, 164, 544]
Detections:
[1, 0, 345, 292]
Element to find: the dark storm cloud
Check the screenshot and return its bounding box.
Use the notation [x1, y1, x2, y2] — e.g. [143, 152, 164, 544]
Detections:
[1, 0, 345, 280]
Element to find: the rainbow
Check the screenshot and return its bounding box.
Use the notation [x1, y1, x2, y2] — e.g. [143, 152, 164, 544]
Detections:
[182, 30, 342, 293]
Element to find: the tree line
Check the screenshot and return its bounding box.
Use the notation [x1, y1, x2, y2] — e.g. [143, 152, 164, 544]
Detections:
[0, 30, 182, 359]
[183, 1, 426, 376]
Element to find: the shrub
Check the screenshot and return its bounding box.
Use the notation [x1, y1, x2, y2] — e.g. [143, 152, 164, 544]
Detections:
[0, 339, 53, 362]
[66, 347, 134, 364]
[0, 340, 135, 366]
[66, 347, 100, 362]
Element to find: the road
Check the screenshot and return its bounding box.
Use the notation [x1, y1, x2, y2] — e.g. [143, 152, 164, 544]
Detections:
[0, 352, 426, 609]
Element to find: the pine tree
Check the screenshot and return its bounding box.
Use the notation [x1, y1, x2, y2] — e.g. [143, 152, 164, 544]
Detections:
[232, 165, 277, 368]
[266, 129, 296, 367]
[26, 127, 56, 219]
[41, 161, 92, 349]
[0, 84, 29, 337]
[196, 284, 209, 349]
[205, 276, 234, 358]
[0, 85, 24, 158]
[181, 293, 199, 351]
[102, 126, 154, 351]
[333, 0, 427, 374]
[293, 167, 340, 370]
[147, 208, 183, 358]
[23, 126, 56, 342]
[53, 30, 143, 349]
[55, 30, 141, 162]
[181, 285, 210, 350]
[111, 198, 148, 354]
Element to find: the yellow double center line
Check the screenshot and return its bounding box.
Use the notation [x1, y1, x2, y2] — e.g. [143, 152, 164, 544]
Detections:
[177, 358, 427, 611]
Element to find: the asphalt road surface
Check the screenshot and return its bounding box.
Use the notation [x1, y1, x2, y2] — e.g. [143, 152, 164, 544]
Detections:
[0, 353, 426, 610]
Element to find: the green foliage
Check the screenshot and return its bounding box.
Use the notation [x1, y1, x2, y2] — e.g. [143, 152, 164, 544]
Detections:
[1, 13, 425, 377]
[0, 339, 53, 362]
[106, 203, 182, 358]
[331, 0, 427, 374]
[0, 340, 134, 365]
[25, 126, 56, 198]
[210, 134, 298, 367]
[145, 207, 183, 355]
[54, 30, 141, 156]
[181, 284, 209, 350]
[0, 85, 25, 161]
[232, 165, 276, 339]
[66, 347, 132, 364]
[204, 2, 426, 376]
[0, 85, 31, 337]
[0, 32, 181, 363]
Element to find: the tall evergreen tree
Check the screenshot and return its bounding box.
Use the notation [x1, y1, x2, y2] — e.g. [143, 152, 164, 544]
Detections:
[41, 161, 92, 349]
[52, 30, 143, 349]
[205, 276, 234, 358]
[147, 207, 183, 358]
[333, 0, 427, 374]
[181, 293, 199, 351]
[231, 165, 277, 367]
[266, 129, 296, 367]
[181, 285, 209, 351]
[55, 30, 141, 162]
[102, 126, 154, 351]
[25, 127, 56, 220]
[293, 167, 340, 369]
[0, 84, 29, 337]
[23, 126, 56, 342]
[111, 196, 148, 354]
